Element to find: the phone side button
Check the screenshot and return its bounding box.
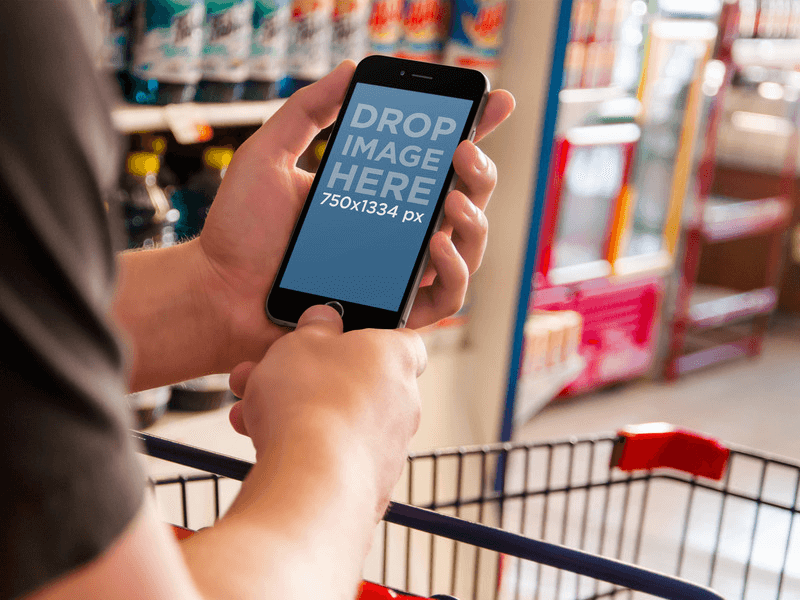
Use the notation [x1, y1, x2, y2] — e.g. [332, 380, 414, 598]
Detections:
[325, 300, 345, 318]
[468, 127, 477, 141]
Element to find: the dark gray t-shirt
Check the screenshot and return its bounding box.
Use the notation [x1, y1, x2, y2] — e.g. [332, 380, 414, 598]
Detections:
[0, 2, 144, 597]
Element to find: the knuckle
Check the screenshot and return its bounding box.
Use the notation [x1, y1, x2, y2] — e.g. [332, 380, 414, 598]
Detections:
[481, 159, 498, 190]
[473, 206, 489, 235]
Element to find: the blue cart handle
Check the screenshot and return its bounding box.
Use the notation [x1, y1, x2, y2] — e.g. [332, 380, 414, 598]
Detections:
[134, 432, 724, 600]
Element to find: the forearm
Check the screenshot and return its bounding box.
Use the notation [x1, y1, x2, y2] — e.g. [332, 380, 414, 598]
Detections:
[112, 239, 230, 392]
[179, 426, 379, 600]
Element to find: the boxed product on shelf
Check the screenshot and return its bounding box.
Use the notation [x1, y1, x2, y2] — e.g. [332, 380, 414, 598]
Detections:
[521, 310, 584, 377]
[514, 309, 586, 425]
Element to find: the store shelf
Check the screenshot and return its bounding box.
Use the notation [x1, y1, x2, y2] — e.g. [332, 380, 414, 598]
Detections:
[702, 195, 792, 242]
[111, 100, 285, 134]
[555, 88, 638, 132]
[513, 355, 586, 426]
[732, 38, 800, 70]
[613, 250, 672, 277]
[674, 335, 758, 376]
[687, 285, 777, 329]
[418, 316, 469, 354]
[548, 260, 613, 286]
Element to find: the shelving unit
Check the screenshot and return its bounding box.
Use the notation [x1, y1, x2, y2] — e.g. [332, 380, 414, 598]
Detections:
[687, 284, 777, 328]
[701, 195, 792, 242]
[111, 100, 285, 137]
[497, 1, 723, 421]
[664, 2, 799, 379]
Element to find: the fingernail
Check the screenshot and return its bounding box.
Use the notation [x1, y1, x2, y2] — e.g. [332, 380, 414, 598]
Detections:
[303, 304, 343, 323]
[474, 147, 489, 172]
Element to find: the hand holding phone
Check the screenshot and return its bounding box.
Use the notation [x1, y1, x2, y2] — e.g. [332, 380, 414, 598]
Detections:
[267, 56, 490, 331]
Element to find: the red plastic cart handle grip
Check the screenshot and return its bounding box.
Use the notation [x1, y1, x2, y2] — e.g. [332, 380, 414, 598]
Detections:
[610, 423, 730, 481]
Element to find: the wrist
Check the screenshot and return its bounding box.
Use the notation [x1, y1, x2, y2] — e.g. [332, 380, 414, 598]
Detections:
[193, 238, 284, 372]
[229, 420, 381, 547]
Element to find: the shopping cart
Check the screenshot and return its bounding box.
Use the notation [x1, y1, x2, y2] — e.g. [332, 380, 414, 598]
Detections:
[136, 423, 800, 600]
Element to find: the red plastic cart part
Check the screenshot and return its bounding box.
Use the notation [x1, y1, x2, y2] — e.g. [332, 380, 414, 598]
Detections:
[170, 527, 437, 600]
[610, 423, 730, 481]
[357, 581, 439, 600]
[171, 525, 196, 541]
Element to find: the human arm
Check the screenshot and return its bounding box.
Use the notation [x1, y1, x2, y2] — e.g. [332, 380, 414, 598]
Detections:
[113, 62, 515, 392]
[27, 305, 425, 600]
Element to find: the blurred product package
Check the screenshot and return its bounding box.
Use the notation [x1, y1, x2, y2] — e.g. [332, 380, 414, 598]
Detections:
[96, 0, 135, 90]
[563, 0, 626, 90]
[521, 310, 583, 377]
[120, 151, 178, 249]
[128, 0, 205, 104]
[169, 374, 234, 412]
[171, 147, 233, 241]
[444, 0, 508, 84]
[332, 0, 371, 64]
[284, 0, 334, 96]
[244, 0, 290, 100]
[127, 386, 171, 428]
[196, 0, 255, 102]
[368, 0, 404, 56]
[397, 0, 451, 62]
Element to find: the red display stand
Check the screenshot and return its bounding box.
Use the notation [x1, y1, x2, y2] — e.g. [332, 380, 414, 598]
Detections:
[663, 2, 798, 379]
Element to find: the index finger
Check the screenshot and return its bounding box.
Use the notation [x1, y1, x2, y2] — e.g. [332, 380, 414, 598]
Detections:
[474, 89, 516, 143]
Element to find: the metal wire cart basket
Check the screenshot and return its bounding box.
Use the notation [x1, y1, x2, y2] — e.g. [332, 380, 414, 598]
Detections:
[137, 423, 799, 600]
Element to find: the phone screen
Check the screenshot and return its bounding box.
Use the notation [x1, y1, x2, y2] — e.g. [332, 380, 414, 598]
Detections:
[277, 82, 474, 312]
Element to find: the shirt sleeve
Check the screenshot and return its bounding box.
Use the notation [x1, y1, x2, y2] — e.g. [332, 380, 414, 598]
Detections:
[0, 2, 145, 597]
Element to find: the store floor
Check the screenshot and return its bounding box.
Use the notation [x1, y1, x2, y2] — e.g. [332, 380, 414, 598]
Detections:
[515, 312, 800, 461]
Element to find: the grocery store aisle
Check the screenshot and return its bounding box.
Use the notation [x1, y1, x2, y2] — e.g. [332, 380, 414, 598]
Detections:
[515, 313, 800, 461]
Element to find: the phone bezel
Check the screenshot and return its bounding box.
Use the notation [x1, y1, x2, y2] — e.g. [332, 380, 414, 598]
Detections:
[266, 55, 489, 331]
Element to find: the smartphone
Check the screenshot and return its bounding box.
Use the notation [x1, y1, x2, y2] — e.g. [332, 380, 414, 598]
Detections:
[266, 55, 489, 331]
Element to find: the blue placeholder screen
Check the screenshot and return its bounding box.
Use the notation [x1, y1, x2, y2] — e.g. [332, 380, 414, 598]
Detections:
[279, 83, 474, 311]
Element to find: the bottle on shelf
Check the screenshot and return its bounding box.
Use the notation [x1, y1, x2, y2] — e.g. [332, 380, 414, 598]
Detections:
[367, 0, 404, 56]
[282, 0, 334, 97]
[331, 0, 371, 65]
[443, 0, 508, 83]
[120, 151, 178, 249]
[127, 0, 205, 105]
[396, 0, 451, 63]
[95, 0, 135, 96]
[170, 146, 233, 242]
[195, 0, 255, 102]
[244, 0, 291, 100]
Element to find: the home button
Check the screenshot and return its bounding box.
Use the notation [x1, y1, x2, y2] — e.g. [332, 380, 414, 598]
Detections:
[325, 300, 344, 318]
